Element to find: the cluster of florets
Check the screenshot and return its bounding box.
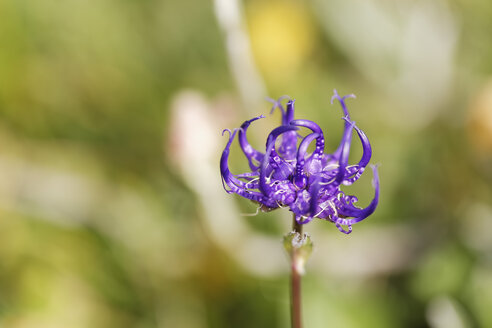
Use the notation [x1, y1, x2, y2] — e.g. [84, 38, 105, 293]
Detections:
[220, 90, 379, 234]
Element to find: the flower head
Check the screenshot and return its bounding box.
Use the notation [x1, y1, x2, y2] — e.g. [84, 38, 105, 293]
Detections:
[220, 90, 379, 234]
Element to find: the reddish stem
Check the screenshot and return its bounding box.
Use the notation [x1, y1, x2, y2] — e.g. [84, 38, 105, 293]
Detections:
[291, 216, 303, 328]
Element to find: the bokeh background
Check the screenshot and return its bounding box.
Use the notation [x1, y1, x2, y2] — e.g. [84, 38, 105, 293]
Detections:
[1, 0, 492, 327]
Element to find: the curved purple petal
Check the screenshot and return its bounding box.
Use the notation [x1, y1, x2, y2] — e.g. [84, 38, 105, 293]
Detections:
[284, 100, 295, 125]
[330, 89, 356, 117]
[335, 222, 353, 234]
[342, 116, 372, 169]
[260, 125, 298, 196]
[335, 120, 355, 184]
[267, 95, 291, 117]
[337, 165, 380, 223]
[238, 115, 265, 170]
[293, 133, 319, 188]
[220, 129, 265, 202]
[340, 117, 373, 185]
[273, 100, 298, 159]
[332, 89, 356, 158]
[296, 215, 315, 225]
[290, 119, 322, 134]
[264, 124, 297, 179]
[307, 176, 322, 218]
[291, 119, 326, 164]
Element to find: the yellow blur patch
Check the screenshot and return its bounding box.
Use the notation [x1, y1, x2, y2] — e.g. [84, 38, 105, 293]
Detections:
[468, 80, 492, 156]
[246, 1, 315, 81]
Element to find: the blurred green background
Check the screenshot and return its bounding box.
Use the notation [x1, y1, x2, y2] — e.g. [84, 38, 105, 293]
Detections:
[1, 0, 492, 327]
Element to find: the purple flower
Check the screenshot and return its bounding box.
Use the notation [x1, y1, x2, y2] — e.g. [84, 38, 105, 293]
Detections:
[220, 90, 380, 234]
